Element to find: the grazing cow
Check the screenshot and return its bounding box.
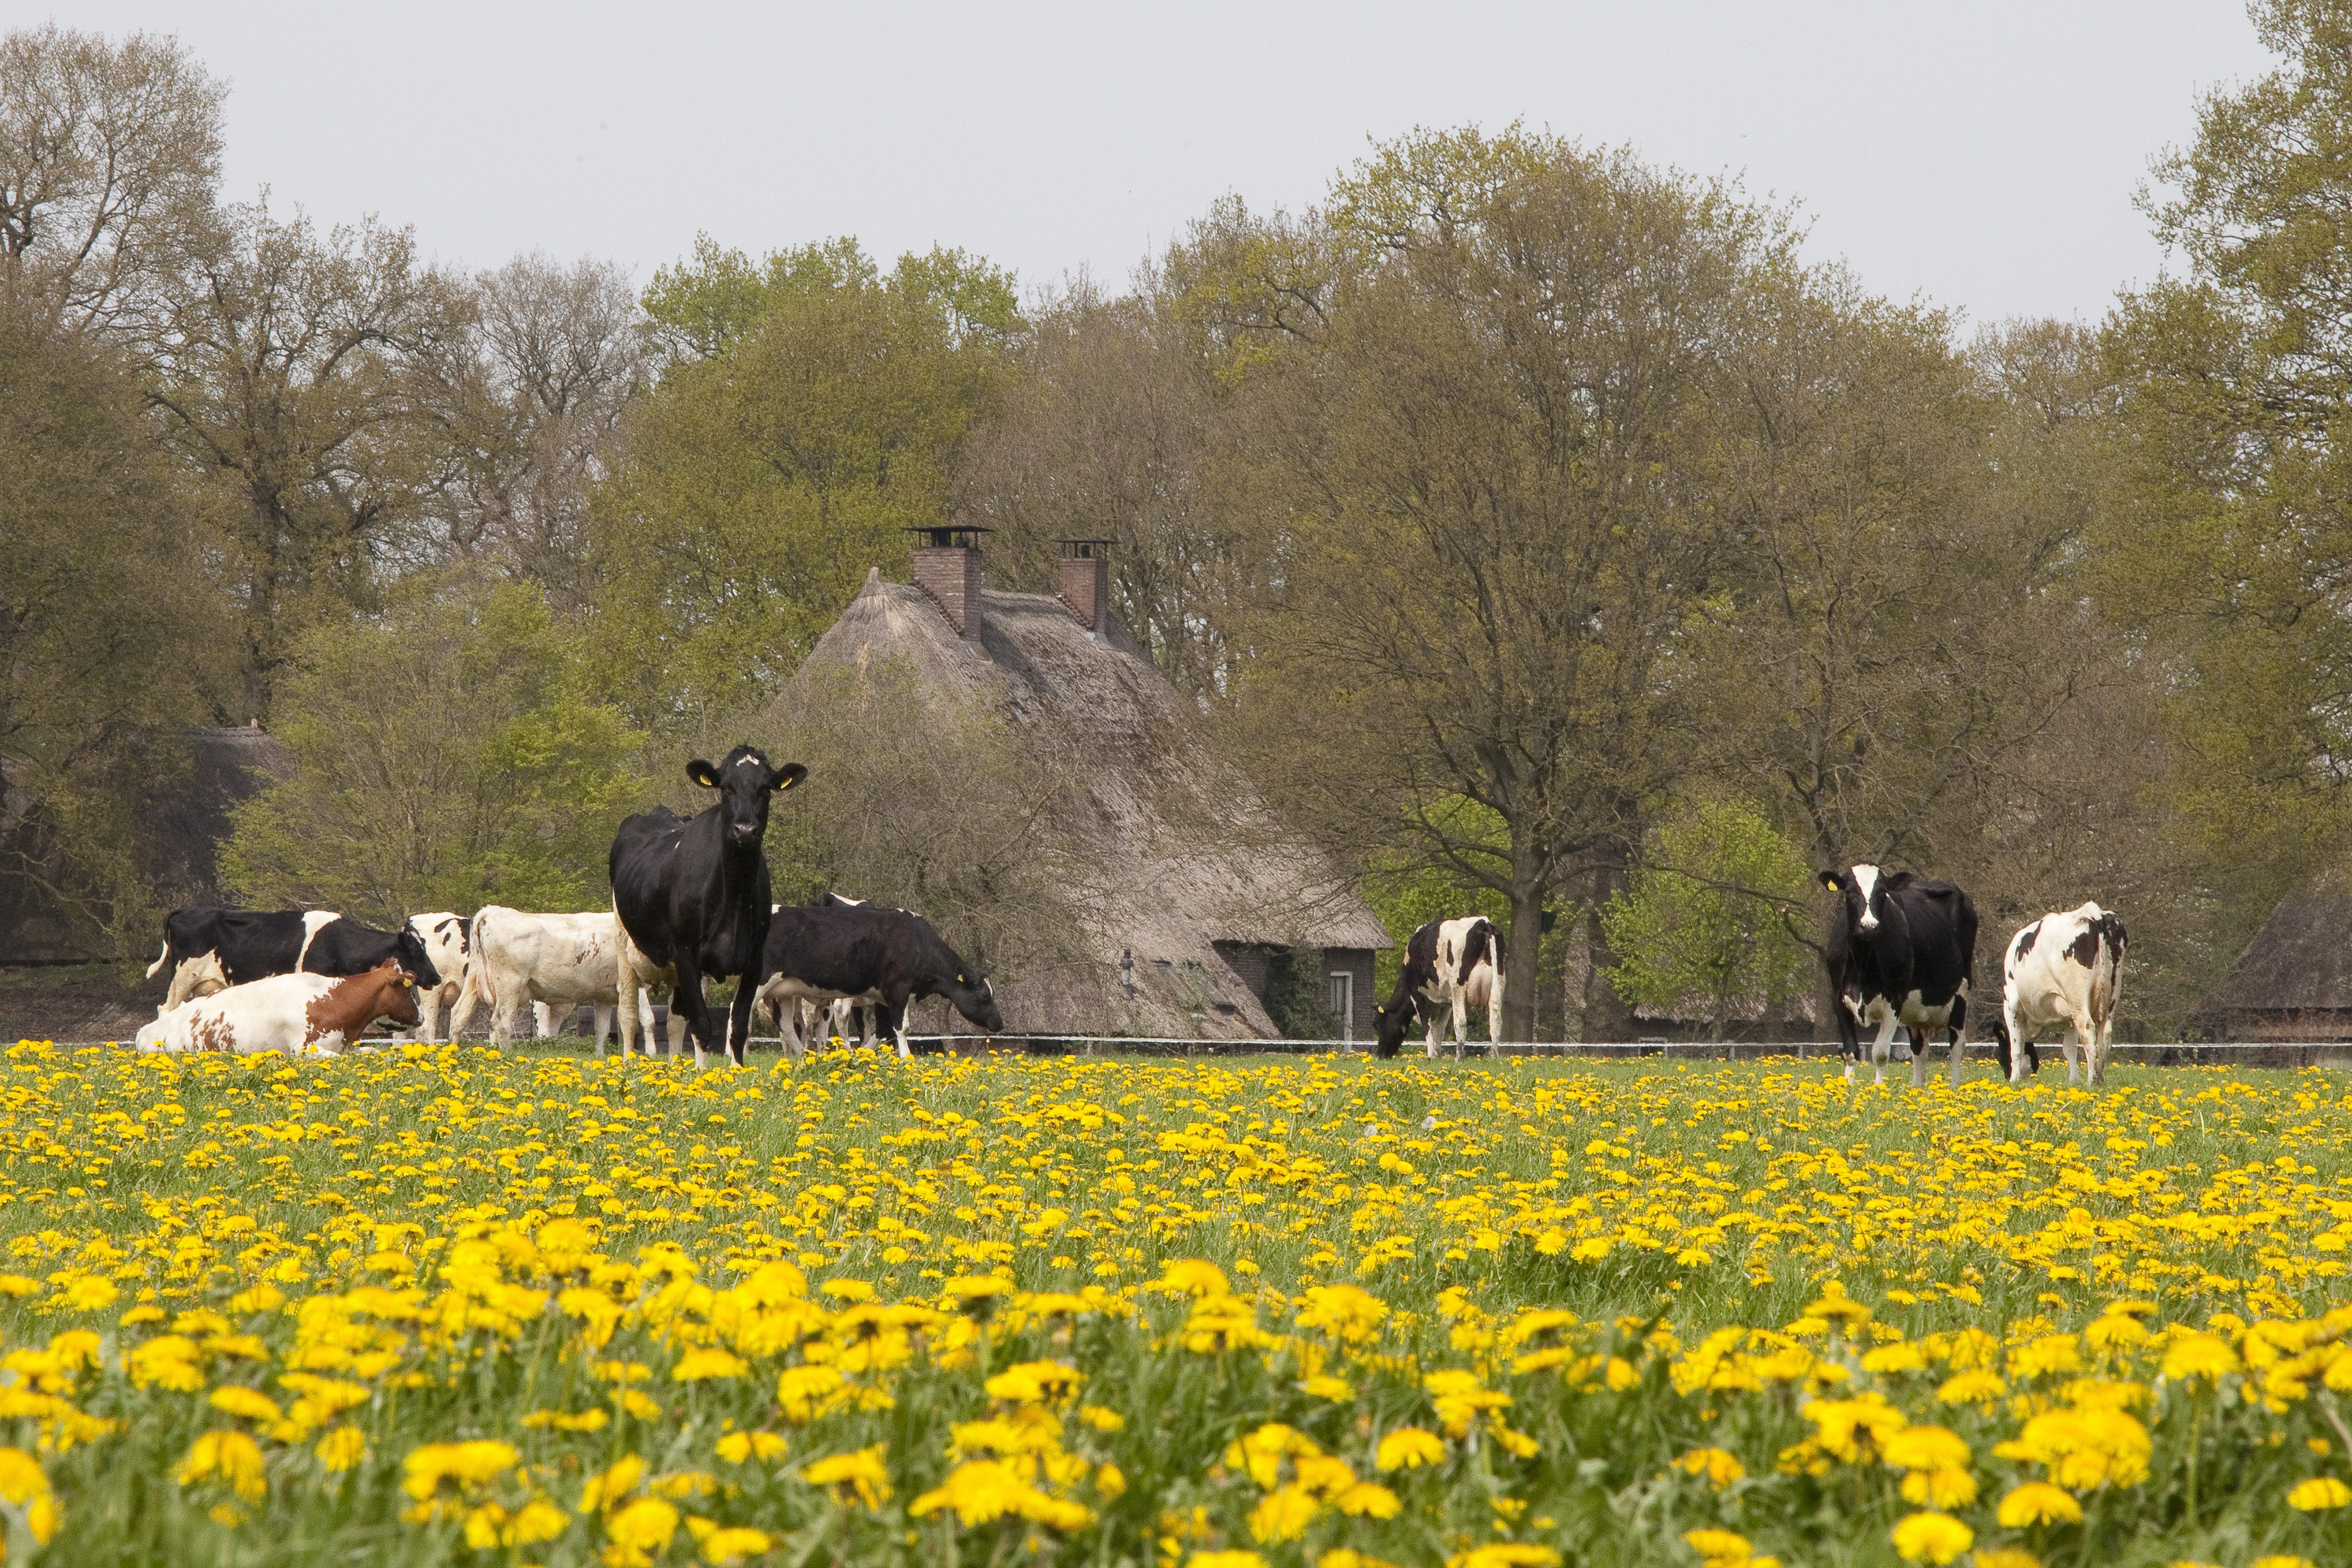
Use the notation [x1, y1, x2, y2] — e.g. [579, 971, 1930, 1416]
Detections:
[450, 907, 651, 1054]
[137, 962, 419, 1056]
[1373, 917, 1505, 1060]
[753, 902, 1002, 1059]
[1991, 902, 2128, 1086]
[406, 913, 471, 1043]
[1820, 864, 1979, 1086]
[145, 908, 443, 1012]
[609, 747, 807, 1067]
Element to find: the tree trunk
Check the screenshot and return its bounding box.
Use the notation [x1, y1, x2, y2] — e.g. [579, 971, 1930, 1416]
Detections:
[1504, 884, 1544, 1043]
[1576, 859, 1637, 1042]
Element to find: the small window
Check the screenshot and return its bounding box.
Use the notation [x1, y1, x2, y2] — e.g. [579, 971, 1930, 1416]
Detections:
[1327, 972, 1355, 1043]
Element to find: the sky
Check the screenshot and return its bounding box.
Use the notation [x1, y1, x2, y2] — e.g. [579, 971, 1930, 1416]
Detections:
[35, 1, 2278, 329]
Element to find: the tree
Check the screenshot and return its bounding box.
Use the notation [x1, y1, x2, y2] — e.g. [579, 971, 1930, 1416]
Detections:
[219, 575, 642, 922]
[2100, 0, 2352, 922]
[1599, 798, 1814, 1040]
[589, 239, 1016, 735]
[954, 275, 1274, 700]
[751, 658, 1082, 986]
[1226, 129, 1783, 1040]
[143, 201, 472, 722]
[435, 252, 646, 610]
[0, 25, 223, 335]
[0, 296, 220, 959]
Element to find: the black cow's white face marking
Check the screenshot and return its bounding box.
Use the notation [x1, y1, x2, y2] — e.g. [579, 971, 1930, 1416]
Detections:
[688, 746, 807, 848]
[1850, 863, 1882, 934]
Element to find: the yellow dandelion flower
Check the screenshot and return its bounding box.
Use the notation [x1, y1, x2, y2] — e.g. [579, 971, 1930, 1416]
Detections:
[1376, 1426, 1447, 1470]
[1888, 1511, 1971, 1564]
[1673, 1447, 1745, 1489]
[315, 1425, 368, 1472]
[2287, 1476, 2352, 1511]
[1996, 1481, 2084, 1527]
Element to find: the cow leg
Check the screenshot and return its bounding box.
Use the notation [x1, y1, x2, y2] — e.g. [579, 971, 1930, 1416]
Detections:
[725, 971, 757, 1067]
[1909, 1027, 1931, 1088]
[882, 992, 914, 1059]
[1946, 994, 1969, 1089]
[590, 1003, 614, 1056]
[671, 964, 712, 1067]
[533, 1001, 556, 1040]
[1869, 1009, 1899, 1086]
[447, 974, 481, 1043]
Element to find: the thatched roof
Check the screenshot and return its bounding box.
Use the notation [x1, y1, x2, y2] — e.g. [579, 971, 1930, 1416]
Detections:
[799, 567, 1388, 1038]
[2225, 872, 2352, 1012]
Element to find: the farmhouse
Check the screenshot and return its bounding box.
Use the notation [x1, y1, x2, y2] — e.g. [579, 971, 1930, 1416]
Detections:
[2220, 872, 2352, 1042]
[794, 532, 1390, 1041]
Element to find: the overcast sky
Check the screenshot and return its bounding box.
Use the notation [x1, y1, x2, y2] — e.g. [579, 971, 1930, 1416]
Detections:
[38, 1, 2276, 328]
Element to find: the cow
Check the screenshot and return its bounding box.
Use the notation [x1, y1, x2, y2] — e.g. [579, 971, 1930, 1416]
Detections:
[405, 913, 471, 1043]
[450, 907, 653, 1054]
[1373, 916, 1505, 1060]
[609, 747, 808, 1067]
[1990, 902, 2128, 1086]
[145, 908, 443, 1012]
[1820, 864, 1978, 1086]
[137, 962, 420, 1056]
[753, 902, 1003, 1059]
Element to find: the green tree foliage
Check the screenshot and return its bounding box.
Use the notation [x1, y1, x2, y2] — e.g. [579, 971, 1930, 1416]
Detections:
[0, 298, 221, 958]
[590, 238, 1017, 734]
[219, 576, 641, 922]
[2102, 0, 2352, 905]
[1599, 798, 1814, 1039]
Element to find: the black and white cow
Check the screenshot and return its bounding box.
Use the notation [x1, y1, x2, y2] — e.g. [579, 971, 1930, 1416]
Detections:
[1991, 902, 2128, 1086]
[1373, 916, 1505, 1060]
[753, 902, 1002, 1059]
[609, 747, 807, 1067]
[405, 913, 471, 1043]
[1820, 865, 1978, 1086]
[145, 908, 442, 1013]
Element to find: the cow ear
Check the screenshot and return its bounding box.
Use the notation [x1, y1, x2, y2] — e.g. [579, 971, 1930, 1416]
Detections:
[769, 763, 808, 793]
[1818, 871, 1844, 893]
[687, 759, 722, 789]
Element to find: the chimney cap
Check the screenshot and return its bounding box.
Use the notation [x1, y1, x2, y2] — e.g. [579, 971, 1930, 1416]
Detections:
[1058, 538, 1115, 558]
[905, 524, 992, 550]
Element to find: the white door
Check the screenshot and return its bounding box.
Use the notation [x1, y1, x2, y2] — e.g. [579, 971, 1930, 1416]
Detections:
[1327, 971, 1355, 1044]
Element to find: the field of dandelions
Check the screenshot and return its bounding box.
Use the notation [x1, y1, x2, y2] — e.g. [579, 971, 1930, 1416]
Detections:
[0, 1042, 2348, 1568]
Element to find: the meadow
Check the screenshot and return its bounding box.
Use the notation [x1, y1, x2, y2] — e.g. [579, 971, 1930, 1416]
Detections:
[0, 1042, 2346, 1568]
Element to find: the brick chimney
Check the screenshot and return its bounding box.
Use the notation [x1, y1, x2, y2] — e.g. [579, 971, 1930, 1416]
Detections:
[1058, 539, 1112, 632]
[906, 525, 991, 638]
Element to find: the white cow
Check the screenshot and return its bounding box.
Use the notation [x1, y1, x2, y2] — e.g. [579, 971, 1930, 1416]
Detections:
[614, 919, 694, 1063]
[138, 965, 418, 1056]
[1994, 902, 2128, 1086]
[404, 913, 471, 1043]
[448, 908, 654, 1053]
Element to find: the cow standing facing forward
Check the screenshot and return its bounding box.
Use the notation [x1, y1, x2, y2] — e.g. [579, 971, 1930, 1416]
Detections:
[1820, 865, 1978, 1087]
[1373, 916, 1505, 1059]
[609, 747, 807, 1067]
[1992, 903, 2128, 1086]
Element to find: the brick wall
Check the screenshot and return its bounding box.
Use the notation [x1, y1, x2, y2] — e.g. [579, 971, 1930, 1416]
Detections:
[912, 545, 984, 636]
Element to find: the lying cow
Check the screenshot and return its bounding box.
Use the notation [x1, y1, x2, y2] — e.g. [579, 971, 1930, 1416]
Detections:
[1821, 864, 1977, 1086]
[1992, 902, 2128, 1086]
[146, 907, 442, 1012]
[1374, 916, 1505, 1059]
[450, 906, 651, 1054]
[137, 962, 419, 1056]
[754, 902, 1002, 1059]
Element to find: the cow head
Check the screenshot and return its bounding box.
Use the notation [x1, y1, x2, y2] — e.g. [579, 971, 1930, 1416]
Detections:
[1372, 1001, 1410, 1059]
[688, 747, 808, 848]
[1820, 863, 1888, 939]
[366, 960, 423, 1029]
[393, 927, 444, 990]
[947, 966, 1005, 1033]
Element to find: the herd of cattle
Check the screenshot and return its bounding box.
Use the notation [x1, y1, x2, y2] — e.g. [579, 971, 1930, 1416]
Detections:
[1372, 869, 2128, 1086]
[126, 746, 2129, 1086]
[138, 747, 1003, 1065]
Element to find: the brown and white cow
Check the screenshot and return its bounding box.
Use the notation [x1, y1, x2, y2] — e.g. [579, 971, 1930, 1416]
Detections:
[135, 962, 420, 1056]
[1992, 902, 2128, 1086]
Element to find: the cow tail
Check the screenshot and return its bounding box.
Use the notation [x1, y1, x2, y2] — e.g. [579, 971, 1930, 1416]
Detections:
[144, 936, 172, 980]
[469, 910, 495, 1009]
[1490, 959, 1506, 1037]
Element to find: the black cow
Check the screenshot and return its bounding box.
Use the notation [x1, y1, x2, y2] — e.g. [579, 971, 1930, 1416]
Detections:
[1373, 916, 1504, 1059]
[753, 902, 1003, 1058]
[1820, 863, 1978, 1087]
[609, 746, 807, 1067]
[146, 908, 441, 1013]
